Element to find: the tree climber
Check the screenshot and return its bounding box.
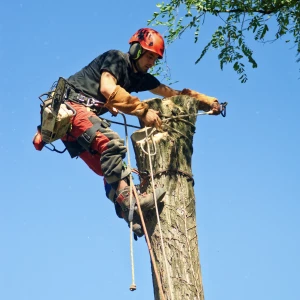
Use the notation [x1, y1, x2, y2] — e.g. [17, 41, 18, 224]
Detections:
[33, 28, 221, 237]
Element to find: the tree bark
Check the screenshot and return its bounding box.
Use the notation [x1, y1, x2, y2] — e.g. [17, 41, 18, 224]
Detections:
[131, 95, 204, 300]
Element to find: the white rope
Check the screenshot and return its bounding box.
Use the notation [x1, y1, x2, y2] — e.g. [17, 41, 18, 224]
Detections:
[140, 127, 157, 156]
[126, 133, 136, 290]
[119, 113, 136, 291]
[120, 113, 166, 297]
[162, 112, 208, 123]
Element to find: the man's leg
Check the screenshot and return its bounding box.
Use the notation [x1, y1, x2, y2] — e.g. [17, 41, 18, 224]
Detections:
[66, 104, 165, 235]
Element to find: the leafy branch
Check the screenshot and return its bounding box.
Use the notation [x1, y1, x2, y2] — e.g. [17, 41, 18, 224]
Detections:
[148, 0, 300, 83]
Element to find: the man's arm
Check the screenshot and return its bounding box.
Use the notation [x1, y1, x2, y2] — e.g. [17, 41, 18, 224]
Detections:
[150, 84, 221, 115]
[100, 72, 162, 127]
[100, 71, 118, 98]
[150, 83, 180, 98]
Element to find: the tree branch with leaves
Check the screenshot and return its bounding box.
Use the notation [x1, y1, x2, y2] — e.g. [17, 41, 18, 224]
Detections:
[148, 0, 300, 82]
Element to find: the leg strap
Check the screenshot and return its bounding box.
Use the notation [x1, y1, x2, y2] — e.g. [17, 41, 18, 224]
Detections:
[76, 118, 110, 152]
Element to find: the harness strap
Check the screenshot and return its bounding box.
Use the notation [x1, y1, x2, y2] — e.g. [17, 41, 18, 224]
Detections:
[62, 117, 111, 158]
[76, 117, 111, 151]
[62, 139, 84, 158]
[67, 88, 108, 115]
[77, 122, 102, 151]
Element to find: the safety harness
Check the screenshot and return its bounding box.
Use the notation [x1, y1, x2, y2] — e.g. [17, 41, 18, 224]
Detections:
[67, 89, 108, 115]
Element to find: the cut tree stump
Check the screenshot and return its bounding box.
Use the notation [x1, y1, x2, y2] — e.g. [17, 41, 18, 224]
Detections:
[131, 95, 204, 300]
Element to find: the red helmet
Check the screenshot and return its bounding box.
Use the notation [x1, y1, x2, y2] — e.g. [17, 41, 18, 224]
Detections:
[129, 28, 165, 59]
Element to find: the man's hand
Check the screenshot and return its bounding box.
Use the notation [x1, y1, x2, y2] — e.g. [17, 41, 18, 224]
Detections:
[181, 88, 221, 115]
[140, 109, 162, 129]
[207, 100, 221, 115]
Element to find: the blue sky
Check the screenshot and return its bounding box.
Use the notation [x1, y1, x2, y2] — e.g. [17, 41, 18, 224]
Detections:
[1, 1, 299, 300]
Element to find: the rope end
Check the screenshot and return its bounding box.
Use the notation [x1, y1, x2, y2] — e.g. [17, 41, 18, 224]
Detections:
[129, 284, 137, 291]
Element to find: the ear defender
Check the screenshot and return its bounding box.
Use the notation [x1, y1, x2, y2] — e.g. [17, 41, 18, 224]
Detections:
[129, 43, 143, 60]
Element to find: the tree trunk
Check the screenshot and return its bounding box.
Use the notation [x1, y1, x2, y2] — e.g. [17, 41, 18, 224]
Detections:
[131, 95, 204, 300]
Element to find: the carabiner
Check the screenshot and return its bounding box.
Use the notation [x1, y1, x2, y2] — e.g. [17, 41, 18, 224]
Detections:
[220, 102, 228, 117]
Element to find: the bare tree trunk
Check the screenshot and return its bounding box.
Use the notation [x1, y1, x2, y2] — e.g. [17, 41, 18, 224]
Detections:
[131, 96, 204, 300]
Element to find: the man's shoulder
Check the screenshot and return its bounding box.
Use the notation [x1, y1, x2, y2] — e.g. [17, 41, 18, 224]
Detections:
[102, 50, 129, 61]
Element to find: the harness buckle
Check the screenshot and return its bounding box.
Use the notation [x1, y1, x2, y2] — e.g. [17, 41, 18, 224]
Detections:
[86, 98, 95, 107]
[76, 93, 105, 108]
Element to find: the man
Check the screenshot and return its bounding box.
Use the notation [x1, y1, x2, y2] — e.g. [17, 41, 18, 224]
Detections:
[33, 28, 221, 237]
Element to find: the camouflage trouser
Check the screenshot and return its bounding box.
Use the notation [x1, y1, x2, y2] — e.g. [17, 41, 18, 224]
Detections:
[61, 102, 131, 203]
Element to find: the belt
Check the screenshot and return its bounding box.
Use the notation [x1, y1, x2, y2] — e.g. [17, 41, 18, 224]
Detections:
[67, 89, 107, 114]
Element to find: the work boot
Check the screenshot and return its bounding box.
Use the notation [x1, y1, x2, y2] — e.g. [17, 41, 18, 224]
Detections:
[116, 186, 166, 215]
[116, 186, 166, 237]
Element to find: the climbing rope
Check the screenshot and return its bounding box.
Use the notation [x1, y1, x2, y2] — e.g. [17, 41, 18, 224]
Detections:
[119, 113, 136, 292]
[137, 168, 194, 188]
[102, 100, 227, 134]
[129, 176, 167, 300]
[139, 127, 157, 156]
[119, 113, 165, 299]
